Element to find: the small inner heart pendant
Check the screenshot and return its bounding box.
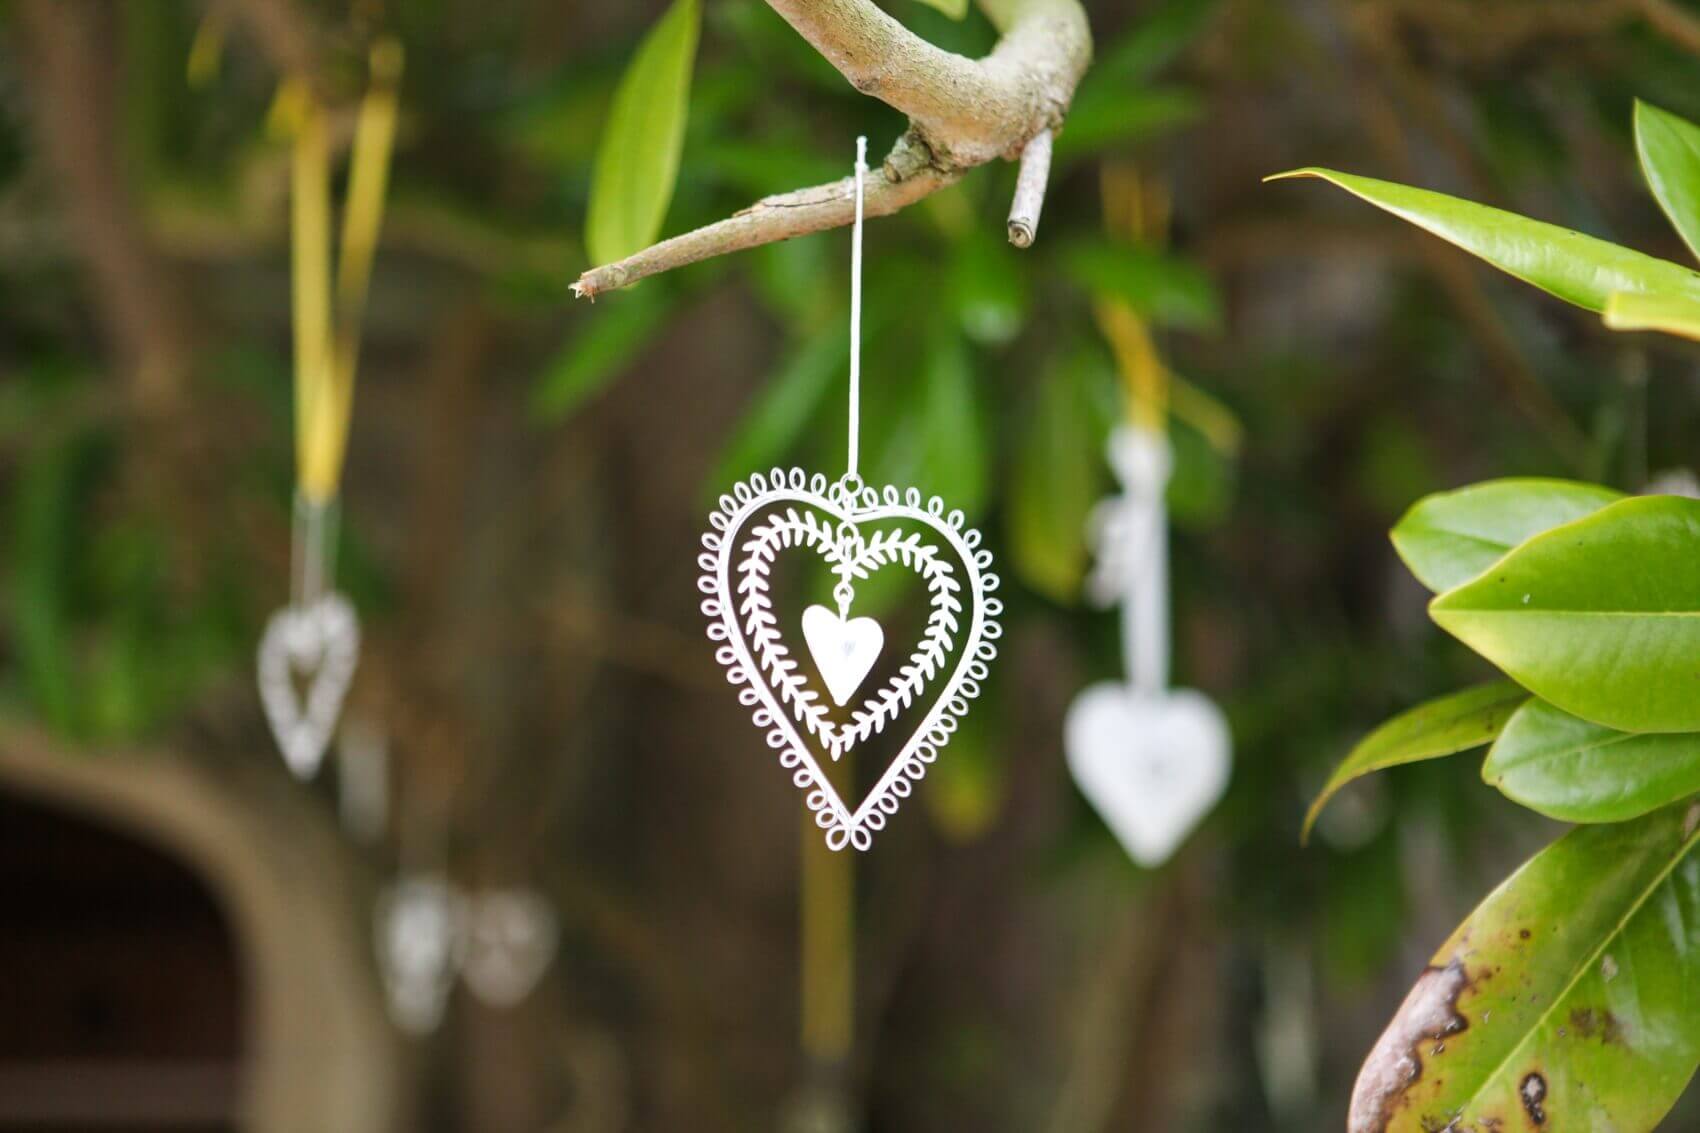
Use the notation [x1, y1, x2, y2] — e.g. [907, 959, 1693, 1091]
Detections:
[257, 593, 360, 779]
[700, 469, 1002, 851]
[801, 604, 884, 706]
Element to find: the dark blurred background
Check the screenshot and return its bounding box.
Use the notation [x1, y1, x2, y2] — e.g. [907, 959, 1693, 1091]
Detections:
[3, 0, 1700, 1130]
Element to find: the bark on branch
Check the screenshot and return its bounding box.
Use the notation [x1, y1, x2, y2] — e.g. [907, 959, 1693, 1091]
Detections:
[573, 0, 1090, 299]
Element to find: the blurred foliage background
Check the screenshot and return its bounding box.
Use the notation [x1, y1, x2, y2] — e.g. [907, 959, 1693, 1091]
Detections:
[4, 0, 1700, 1130]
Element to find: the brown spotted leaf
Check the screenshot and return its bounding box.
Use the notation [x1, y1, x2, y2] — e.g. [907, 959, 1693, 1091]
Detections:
[1350, 803, 1700, 1133]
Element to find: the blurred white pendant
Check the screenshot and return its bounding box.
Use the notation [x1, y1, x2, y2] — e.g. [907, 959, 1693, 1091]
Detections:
[375, 875, 468, 1036]
[463, 889, 559, 1008]
[257, 593, 360, 779]
[1066, 425, 1231, 867]
[1065, 684, 1231, 867]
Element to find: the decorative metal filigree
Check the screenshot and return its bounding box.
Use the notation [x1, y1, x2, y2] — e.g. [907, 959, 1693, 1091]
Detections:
[258, 590, 360, 779]
[700, 470, 1002, 851]
[258, 492, 359, 779]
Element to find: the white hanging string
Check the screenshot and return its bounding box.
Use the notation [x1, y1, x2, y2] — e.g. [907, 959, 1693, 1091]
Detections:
[1110, 426, 1171, 694]
[847, 136, 867, 482]
[290, 492, 338, 609]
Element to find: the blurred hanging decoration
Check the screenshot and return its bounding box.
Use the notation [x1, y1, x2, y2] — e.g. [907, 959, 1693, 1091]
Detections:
[462, 889, 561, 1008]
[375, 874, 469, 1036]
[699, 139, 1003, 852]
[257, 43, 402, 779]
[374, 875, 559, 1033]
[1064, 168, 1231, 868]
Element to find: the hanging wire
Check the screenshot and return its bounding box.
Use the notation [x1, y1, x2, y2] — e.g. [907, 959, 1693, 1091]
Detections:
[846, 136, 867, 482]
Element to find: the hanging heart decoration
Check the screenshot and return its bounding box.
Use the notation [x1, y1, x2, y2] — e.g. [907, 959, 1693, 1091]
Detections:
[700, 470, 1002, 851]
[257, 592, 360, 779]
[374, 874, 468, 1036]
[1065, 683, 1231, 867]
[463, 888, 560, 1008]
[1063, 424, 1232, 867]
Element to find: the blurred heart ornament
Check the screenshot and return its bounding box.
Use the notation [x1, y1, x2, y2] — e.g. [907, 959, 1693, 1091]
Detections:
[258, 592, 360, 779]
[700, 472, 1002, 851]
[463, 889, 559, 1008]
[1065, 425, 1232, 866]
[1065, 684, 1231, 867]
[375, 875, 468, 1036]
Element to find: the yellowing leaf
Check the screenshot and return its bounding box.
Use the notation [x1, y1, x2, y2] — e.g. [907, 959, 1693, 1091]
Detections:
[1603, 289, 1700, 342]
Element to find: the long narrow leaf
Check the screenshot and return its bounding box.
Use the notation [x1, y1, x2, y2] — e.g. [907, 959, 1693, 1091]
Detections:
[1304, 681, 1527, 843]
[1267, 168, 1700, 313]
[585, 0, 700, 266]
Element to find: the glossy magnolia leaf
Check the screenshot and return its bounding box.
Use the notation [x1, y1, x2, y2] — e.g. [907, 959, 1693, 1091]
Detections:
[1303, 681, 1526, 843]
[1636, 100, 1700, 263]
[1391, 478, 1624, 593]
[1431, 496, 1700, 733]
[531, 282, 675, 422]
[1484, 698, 1700, 824]
[1603, 289, 1700, 342]
[585, 0, 699, 266]
[1349, 804, 1700, 1133]
[1268, 168, 1700, 313]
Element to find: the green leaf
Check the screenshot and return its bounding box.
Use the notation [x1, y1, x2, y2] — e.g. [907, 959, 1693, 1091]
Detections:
[915, 329, 989, 517]
[708, 325, 847, 494]
[1009, 352, 1102, 602]
[1060, 242, 1221, 330]
[585, 0, 700, 266]
[912, 0, 968, 18]
[1349, 803, 1700, 1133]
[1267, 168, 1700, 313]
[1431, 496, 1700, 733]
[1303, 681, 1526, 843]
[1054, 86, 1204, 161]
[950, 229, 1028, 346]
[1090, 0, 1220, 83]
[12, 441, 82, 733]
[1635, 99, 1700, 263]
[1165, 413, 1234, 528]
[1603, 289, 1700, 342]
[1485, 699, 1700, 824]
[1391, 478, 1625, 594]
[531, 283, 675, 422]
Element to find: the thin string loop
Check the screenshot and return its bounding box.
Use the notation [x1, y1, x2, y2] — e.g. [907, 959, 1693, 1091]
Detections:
[847, 136, 866, 483]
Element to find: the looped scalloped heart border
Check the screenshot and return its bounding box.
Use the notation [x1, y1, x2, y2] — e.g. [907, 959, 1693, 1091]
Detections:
[699, 468, 1003, 851]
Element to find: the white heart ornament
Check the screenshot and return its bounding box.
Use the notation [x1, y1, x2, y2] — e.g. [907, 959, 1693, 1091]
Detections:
[1064, 684, 1230, 867]
[374, 875, 468, 1036]
[258, 593, 360, 779]
[801, 605, 884, 706]
[700, 469, 1002, 851]
[462, 889, 559, 1008]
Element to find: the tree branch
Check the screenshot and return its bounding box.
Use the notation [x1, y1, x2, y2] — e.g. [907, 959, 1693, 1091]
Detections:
[574, 0, 1090, 299]
[574, 131, 957, 299]
[1007, 127, 1053, 247]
